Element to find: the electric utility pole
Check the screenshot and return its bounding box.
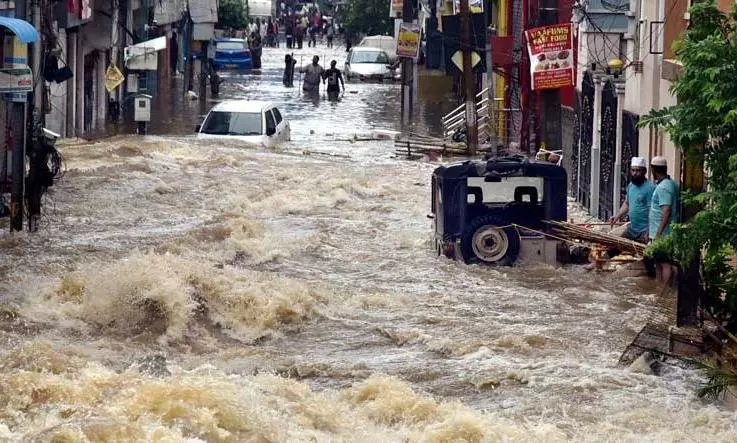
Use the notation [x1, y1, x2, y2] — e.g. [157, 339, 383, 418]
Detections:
[487, 26, 497, 155]
[32, 0, 42, 118]
[183, 10, 194, 94]
[539, 0, 561, 151]
[459, 0, 478, 155]
[111, 0, 121, 120]
[12, 0, 43, 231]
[401, 0, 416, 123]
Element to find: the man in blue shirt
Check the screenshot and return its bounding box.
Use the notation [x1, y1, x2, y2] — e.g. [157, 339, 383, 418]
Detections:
[649, 156, 678, 240]
[609, 156, 656, 243]
[649, 155, 679, 285]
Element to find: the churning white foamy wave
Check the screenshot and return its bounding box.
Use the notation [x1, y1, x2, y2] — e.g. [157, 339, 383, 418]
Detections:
[21, 252, 328, 345]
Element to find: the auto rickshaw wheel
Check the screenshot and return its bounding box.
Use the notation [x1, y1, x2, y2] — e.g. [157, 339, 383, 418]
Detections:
[460, 215, 520, 266]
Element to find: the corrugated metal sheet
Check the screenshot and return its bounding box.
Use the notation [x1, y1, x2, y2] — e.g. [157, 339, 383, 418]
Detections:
[188, 0, 217, 23]
[155, 0, 185, 25]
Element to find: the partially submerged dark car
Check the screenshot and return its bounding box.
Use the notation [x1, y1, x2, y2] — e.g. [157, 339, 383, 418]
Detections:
[431, 156, 568, 266]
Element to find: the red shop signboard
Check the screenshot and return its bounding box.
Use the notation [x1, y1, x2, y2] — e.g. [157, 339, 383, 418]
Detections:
[525, 23, 574, 91]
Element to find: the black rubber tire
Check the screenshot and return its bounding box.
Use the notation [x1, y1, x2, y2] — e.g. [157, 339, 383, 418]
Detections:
[460, 215, 520, 266]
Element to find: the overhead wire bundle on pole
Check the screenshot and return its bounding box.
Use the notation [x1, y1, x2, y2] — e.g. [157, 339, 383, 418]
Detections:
[459, 0, 478, 155]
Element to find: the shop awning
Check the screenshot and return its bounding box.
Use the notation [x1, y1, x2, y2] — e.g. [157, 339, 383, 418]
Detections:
[0, 17, 40, 44]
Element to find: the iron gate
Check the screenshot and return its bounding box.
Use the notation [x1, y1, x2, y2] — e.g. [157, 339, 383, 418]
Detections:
[575, 71, 594, 207]
[598, 79, 618, 220]
[568, 98, 580, 198]
[621, 111, 640, 203]
[562, 105, 576, 194]
[573, 74, 639, 218]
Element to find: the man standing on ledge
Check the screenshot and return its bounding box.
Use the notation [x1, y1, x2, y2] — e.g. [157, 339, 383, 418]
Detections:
[649, 156, 679, 285]
[609, 156, 656, 243]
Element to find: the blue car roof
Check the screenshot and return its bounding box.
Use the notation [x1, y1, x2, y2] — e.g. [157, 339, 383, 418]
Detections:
[216, 38, 245, 43]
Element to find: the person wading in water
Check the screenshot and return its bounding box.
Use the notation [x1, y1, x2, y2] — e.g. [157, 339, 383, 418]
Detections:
[283, 53, 297, 87]
[248, 31, 263, 69]
[300, 55, 324, 93]
[323, 60, 345, 100]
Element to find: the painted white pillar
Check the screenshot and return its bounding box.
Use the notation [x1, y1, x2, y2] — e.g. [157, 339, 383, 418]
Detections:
[67, 31, 77, 138]
[613, 81, 626, 212]
[76, 35, 85, 134]
[576, 71, 588, 201]
[96, 50, 107, 130]
[590, 74, 603, 217]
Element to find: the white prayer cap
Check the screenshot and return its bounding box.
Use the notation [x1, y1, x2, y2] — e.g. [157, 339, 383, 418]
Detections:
[630, 157, 647, 168]
[650, 156, 668, 166]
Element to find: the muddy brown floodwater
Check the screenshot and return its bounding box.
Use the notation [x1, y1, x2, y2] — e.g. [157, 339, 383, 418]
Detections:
[1, 46, 736, 442]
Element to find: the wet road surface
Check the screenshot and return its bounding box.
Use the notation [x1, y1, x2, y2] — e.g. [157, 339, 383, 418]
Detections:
[1, 45, 736, 442]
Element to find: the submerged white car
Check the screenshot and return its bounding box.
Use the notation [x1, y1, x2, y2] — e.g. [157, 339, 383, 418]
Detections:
[196, 100, 290, 147]
[344, 47, 399, 82]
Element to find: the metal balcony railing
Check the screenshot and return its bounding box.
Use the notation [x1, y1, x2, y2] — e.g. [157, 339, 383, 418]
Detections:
[441, 89, 524, 153]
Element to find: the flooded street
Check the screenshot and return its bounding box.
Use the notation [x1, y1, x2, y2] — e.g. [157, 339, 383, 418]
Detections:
[1, 45, 737, 441]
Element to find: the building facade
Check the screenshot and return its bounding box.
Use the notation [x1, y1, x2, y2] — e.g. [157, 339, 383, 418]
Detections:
[569, 0, 734, 219]
[0, 0, 220, 230]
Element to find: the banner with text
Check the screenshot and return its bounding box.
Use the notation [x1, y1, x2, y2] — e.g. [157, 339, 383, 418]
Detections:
[396, 22, 421, 58]
[525, 23, 574, 90]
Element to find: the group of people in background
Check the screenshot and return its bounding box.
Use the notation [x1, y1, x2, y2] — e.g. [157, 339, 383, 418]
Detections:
[241, 17, 282, 69]
[283, 10, 340, 50]
[244, 18, 280, 48]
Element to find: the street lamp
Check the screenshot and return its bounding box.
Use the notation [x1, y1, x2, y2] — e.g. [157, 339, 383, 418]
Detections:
[607, 57, 624, 77]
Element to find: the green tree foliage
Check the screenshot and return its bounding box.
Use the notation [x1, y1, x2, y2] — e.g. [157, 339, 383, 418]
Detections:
[641, 1, 737, 329]
[217, 0, 248, 30]
[688, 358, 737, 400]
[341, 0, 393, 36]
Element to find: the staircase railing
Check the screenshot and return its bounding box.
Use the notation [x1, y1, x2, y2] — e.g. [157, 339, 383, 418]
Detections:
[442, 88, 505, 145]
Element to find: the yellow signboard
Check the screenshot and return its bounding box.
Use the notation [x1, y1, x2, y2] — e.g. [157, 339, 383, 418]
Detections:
[3, 36, 28, 68]
[396, 22, 421, 59]
[105, 64, 124, 93]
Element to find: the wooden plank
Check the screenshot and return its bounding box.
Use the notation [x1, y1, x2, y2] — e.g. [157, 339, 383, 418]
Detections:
[544, 220, 646, 256]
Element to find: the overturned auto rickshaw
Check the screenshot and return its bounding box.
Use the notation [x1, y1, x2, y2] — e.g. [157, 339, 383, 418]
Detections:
[431, 156, 568, 266]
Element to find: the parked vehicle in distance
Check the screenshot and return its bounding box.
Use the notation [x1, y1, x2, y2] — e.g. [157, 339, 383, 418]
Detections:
[344, 47, 399, 82]
[195, 100, 290, 147]
[291, 2, 314, 15]
[249, 0, 273, 19]
[358, 35, 397, 62]
[212, 38, 253, 71]
[431, 156, 568, 266]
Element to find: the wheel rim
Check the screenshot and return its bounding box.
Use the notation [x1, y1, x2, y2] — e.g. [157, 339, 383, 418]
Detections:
[472, 226, 509, 262]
